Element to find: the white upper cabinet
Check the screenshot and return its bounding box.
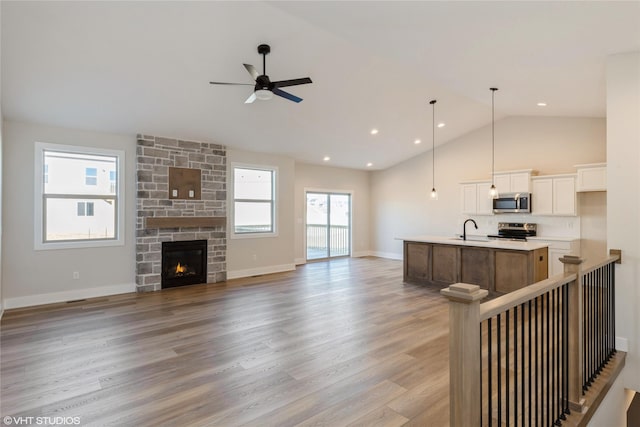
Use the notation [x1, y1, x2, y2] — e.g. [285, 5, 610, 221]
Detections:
[461, 181, 493, 215]
[531, 174, 577, 216]
[532, 178, 553, 215]
[493, 170, 534, 194]
[575, 163, 606, 192]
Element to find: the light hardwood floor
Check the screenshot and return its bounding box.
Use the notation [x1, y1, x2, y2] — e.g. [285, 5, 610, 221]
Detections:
[0, 257, 451, 426]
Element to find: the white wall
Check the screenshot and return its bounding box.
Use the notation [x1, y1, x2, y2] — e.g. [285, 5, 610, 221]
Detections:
[226, 149, 296, 278]
[371, 116, 606, 258]
[294, 163, 370, 263]
[600, 52, 640, 420]
[1, 121, 136, 308]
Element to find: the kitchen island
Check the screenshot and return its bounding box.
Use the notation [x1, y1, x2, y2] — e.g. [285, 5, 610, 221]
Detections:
[402, 236, 549, 293]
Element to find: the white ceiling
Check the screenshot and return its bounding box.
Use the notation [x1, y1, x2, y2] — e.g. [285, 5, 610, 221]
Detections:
[2, 1, 639, 170]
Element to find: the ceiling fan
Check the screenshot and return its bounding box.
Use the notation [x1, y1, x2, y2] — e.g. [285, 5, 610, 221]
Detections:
[209, 44, 313, 104]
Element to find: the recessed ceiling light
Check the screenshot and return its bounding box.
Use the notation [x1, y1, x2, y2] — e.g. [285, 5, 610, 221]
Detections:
[437, 123, 446, 128]
[414, 139, 422, 145]
[537, 102, 547, 107]
[370, 129, 379, 135]
[366, 162, 373, 167]
[323, 156, 330, 162]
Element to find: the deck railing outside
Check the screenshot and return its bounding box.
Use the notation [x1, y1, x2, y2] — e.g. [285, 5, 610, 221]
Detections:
[442, 251, 621, 427]
[306, 224, 349, 258]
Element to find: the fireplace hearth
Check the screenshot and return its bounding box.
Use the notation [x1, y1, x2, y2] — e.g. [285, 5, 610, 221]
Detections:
[162, 240, 207, 289]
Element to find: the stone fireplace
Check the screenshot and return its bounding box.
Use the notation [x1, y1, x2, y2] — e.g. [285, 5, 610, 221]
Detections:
[135, 135, 226, 292]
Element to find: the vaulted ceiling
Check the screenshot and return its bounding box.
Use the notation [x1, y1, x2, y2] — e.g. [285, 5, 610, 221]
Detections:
[2, 1, 639, 169]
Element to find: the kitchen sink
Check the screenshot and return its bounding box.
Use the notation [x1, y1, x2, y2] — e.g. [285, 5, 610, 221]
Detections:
[450, 236, 490, 242]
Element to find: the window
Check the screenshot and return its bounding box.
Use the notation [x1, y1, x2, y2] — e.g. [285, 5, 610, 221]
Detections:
[35, 142, 125, 249]
[109, 170, 116, 193]
[232, 165, 277, 237]
[77, 201, 94, 217]
[85, 167, 97, 185]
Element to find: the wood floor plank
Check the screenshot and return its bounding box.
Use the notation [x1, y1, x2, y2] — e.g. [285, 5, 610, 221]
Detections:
[0, 257, 452, 426]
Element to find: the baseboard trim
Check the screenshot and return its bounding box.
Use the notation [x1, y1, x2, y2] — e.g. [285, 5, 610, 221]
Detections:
[227, 263, 296, 280]
[616, 336, 628, 352]
[370, 251, 403, 260]
[351, 250, 372, 258]
[294, 258, 306, 265]
[3, 283, 137, 310]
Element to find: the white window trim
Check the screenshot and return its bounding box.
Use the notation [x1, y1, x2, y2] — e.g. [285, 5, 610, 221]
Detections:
[34, 141, 125, 250]
[230, 162, 278, 240]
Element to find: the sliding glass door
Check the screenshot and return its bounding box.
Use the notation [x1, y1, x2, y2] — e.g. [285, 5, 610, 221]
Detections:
[306, 192, 351, 260]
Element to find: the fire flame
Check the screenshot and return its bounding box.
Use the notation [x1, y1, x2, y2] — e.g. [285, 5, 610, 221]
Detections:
[175, 262, 187, 274]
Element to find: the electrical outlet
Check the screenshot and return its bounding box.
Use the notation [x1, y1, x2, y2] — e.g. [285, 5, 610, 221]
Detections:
[73, 272, 80, 280]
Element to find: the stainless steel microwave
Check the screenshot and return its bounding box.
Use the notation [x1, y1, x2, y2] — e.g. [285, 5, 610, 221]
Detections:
[493, 192, 532, 214]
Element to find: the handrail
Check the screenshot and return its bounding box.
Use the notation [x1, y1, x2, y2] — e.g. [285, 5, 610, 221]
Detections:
[479, 272, 576, 321]
[581, 254, 620, 276]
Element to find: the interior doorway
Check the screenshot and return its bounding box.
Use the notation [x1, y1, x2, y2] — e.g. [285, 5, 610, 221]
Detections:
[305, 192, 351, 261]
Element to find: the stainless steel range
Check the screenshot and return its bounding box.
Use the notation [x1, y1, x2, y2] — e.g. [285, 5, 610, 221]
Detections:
[488, 222, 537, 241]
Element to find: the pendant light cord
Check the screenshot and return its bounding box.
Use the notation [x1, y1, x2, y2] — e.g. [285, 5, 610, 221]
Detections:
[490, 88, 498, 186]
[431, 99, 436, 189]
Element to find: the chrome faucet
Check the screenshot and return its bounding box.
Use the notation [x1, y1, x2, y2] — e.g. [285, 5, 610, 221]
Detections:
[463, 219, 478, 241]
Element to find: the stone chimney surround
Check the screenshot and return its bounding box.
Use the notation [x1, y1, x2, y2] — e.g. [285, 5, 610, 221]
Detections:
[135, 134, 227, 292]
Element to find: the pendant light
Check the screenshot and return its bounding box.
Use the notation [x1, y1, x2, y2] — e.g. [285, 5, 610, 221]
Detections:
[489, 88, 499, 198]
[430, 99, 438, 200]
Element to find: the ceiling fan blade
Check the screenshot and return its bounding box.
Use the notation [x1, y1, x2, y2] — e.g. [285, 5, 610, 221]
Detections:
[243, 64, 259, 81]
[272, 77, 312, 88]
[209, 81, 253, 86]
[245, 92, 257, 104]
[272, 88, 302, 103]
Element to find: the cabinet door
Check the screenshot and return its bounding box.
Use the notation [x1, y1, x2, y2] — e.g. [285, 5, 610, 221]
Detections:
[510, 172, 531, 193]
[461, 184, 478, 214]
[548, 248, 569, 276]
[532, 179, 553, 215]
[552, 177, 576, 215]
[577, 167, 606, 192]
[476, 182, 494, 214]
[494, 174, 511, 195]
[405, 243, 430, 281]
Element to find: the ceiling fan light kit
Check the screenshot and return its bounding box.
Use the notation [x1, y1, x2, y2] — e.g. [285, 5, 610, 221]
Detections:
[210, 44, 312, 103]
[255, 89, 273, 101]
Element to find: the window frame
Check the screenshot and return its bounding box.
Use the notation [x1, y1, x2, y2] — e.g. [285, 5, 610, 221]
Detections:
[230, 163, 278, 239]
[34, 142, 125, 250]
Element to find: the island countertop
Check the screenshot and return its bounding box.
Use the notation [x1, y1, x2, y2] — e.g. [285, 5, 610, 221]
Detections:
[399, 235, 549, 251]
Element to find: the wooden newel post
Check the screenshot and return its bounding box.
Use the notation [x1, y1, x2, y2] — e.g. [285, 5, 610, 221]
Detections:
[441, 283, 488, 427]
[560, 255, 585, 412]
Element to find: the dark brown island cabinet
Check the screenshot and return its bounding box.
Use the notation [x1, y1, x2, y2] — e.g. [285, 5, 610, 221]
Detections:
[403, 238, 548, 294]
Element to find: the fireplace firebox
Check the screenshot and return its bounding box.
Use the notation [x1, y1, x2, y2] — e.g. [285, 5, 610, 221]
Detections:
[161, 240, 207, 288]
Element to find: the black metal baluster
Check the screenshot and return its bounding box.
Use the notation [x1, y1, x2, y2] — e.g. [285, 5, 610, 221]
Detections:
[480, 322, 484, 427]
[612, 262, 616, 360]
[552, 289, 557, 425]
[506, 309, 510, 425]
[563, 283, 570, 417]
[584, 272, 588, 389]
[498, 313, 502, 426]
[533, 297, 540, 426]
[529, 299, 533, 427]
[547, 292, 551, 427]
[597, 268, 601, 374]
[521, 302, 526, 427]
[514, 306, 518, 427]
[489, 317, 493, 427]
